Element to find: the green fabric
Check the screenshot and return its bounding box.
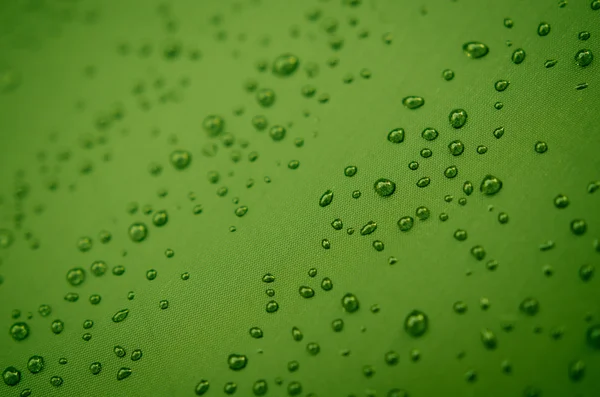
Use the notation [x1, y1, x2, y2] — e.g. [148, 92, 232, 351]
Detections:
[1, 0, 599, 396]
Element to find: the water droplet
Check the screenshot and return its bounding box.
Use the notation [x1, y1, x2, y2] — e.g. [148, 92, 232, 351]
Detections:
[170, 150, 191, 170]
[442, 69, 455, 81]
[261, 273, 276, 285]
[321, 239, 331, 249]
[159, 300, 169, 310]
[342, 293, 359, 313]
[553, 194, 569, 208]
[319, 190, 334, 207]
[444, 166, 458, 179]
[253, 379, 268, 396]
[50, 376, 63, 387]
[128, 223, 148, 242]
[537, 22, 551, 36]
[409, 161, 419, 170]
[586, 324, 600, 348]
[2, 366, 20, 386]
[498, 212, 509, 224]
[416, 206, 430, 221]
[321, 277, 333, 291]
[83, 320, 93, 329]
[520, 297, 540, 316]
[471, 245, 486, 260]
[203, 115, 224, 137]
[402, 96, 425, 109]
[534, 141, 548, 154]
[152, 210, 168, 227]
[421, 128, 438, 141]
[373, 240, 385, 251]
[420, 148, 432, 158]
[332, 319, 344, 332]
[117, 368, 132, 381]
[448, 140, 465, 156]
[27, 356, 44, 374]
[266, 300, 279, 313]
[398, 216, 414, 232]
[449, 109, 468, 129]
[272, 54, 299, 76]
[307, 342, 320, 355]
[494, 80, 510, 92]
[291, 327, 303, 341]
[331, 219, 343, 230]
[481, 329, 498, 349]
[249, 327, 263, 338]
[580, 264, 594, 281]
[299, 286, 315, 298]
[575, 49, 593, 67]
[64, 292, 79, 302]
[571, 219, 587, 235]
[463, 42, 489, 59]
[360, 221, 377, 235]
[89, 294, 102, 305]
[114, 346, 126, 358]
[480, 175, 503, 195]
[511, 48, 526, 64]
[568, 360, 585, 381]
[235, 206, 248, 217]
[465, 370, 477, 383]
[112, 309, 129, 323]
[228, 354, 248, 370]
[405, 310, 428, 337]
[256, 88, 276, 107]
[288, 381, 302, 396]
[50, 319, 65, 334]
[66, 267, 86, 287]
[344, 166, 357, 177]
[416, 177, 431, 188]
[10, 322, 30, 341]
[195, 379, 210, 395]
[453, 301, 468, 314]
[90, 362, 102, 375]
[593, 0, 600, 10]
[579, 31, 591, 40]
[374, 178, 396, 197]
[352, 190, 362, 199]
[387, 128, 405, 143]
[113, 266, 126, 276]
[454, 229, 468, 241]
[91, 261, 107, 277]
[77, 237, 92, 252]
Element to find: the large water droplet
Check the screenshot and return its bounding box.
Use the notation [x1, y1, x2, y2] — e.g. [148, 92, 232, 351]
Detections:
[402, 96, 425, 109]
[272, 54, 300, 76]
[463, 42, 489, 59]
[404, 310, 428, 337]
[449, 109, 468, 129]
[112, 309, 129, 323]
[374, 178, 396, 197]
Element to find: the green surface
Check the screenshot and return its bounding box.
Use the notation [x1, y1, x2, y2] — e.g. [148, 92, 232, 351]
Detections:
[0, 0, 599, 396]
